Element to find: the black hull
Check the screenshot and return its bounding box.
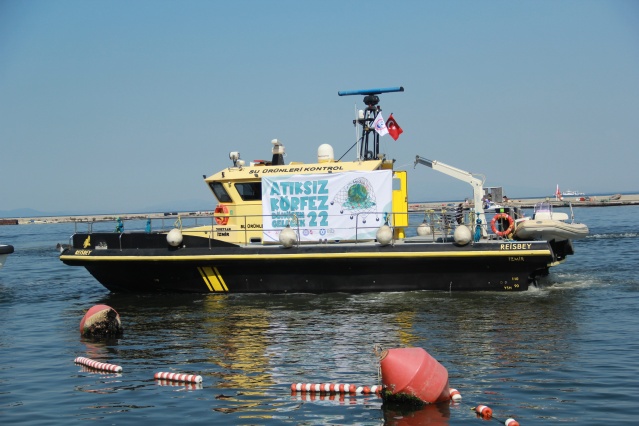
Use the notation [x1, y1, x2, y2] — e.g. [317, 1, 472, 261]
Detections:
[0, 244, 14, 255]
[61, 233, 554, 293]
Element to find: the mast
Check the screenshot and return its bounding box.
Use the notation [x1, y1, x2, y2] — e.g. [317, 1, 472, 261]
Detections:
[338, 86, 404, 161]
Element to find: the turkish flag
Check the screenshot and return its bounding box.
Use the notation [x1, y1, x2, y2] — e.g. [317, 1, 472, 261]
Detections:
[386, 114, 403, 141]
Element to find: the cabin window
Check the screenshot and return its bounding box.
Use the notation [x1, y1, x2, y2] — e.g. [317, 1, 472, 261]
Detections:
[210, 182, 232, 202]
[235, 182, 262, 201]
[393, 177, 402, 191]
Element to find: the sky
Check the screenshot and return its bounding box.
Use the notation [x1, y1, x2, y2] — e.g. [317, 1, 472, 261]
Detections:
[1, 0, 638, 215]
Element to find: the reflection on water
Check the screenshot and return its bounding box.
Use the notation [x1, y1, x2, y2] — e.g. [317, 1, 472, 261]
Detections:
[202, 296, 275, 390]
[87, 287, 581, 424]
[383, 401, 451, 426]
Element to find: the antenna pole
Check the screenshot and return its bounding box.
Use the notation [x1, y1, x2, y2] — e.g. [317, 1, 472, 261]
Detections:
[354, 103, 360, 160]
[338, 86, 404, 161]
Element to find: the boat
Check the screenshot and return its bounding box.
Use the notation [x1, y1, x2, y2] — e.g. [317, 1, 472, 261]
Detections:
[59, 87, 582, 293]
[482, 202, 506, 212]
[0, 243, 14, 270]
[513, 202, 589, 242]
[562, 190, 585, 197]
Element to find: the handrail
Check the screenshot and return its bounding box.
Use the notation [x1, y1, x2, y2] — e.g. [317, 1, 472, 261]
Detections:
[66, 209, 516, 248]
[568, 202, 575, 223]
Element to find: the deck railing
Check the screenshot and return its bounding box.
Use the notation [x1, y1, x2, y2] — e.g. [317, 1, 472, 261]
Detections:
[68, 207, 519, 249]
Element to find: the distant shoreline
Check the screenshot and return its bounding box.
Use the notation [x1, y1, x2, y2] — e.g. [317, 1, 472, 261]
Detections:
[1, 212, 208, 226]
[1, 193, 637, 226]
[410, 193, 639, 212]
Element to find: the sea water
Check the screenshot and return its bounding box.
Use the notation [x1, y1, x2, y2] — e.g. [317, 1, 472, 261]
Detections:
[0, 206, 638, 425]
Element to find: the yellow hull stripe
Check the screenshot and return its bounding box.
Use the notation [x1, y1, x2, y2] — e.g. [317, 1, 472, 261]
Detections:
[197, 266, 228, 292]
[62, 249, 551, 262]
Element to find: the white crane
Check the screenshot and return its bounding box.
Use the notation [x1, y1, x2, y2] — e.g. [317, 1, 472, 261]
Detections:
[414, 156, 488, 237]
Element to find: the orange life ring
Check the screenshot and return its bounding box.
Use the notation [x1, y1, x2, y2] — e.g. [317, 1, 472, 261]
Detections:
[214, 204, 229, 225]
[490, 213, 514, 237]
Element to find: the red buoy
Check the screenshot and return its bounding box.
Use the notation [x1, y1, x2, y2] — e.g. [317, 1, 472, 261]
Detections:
[505, 418, 520, 426]
[449, 388, 462, 402]
[380, 347, 450, 404]
[475, 404, 493, 418]
[80, 304, 123, 338]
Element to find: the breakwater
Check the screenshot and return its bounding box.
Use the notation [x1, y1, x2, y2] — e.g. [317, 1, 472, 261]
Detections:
[2, 194, 638, 225]
[409, 193, 639, 212]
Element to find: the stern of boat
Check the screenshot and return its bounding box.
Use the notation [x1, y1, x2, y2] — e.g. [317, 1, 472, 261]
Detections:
[548, 239, 574, 265]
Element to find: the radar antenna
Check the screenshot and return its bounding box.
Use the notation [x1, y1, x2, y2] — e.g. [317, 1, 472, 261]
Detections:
[338, 86, 404, 161]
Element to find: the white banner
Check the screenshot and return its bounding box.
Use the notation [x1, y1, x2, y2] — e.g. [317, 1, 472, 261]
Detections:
[262, 170, 393, 242]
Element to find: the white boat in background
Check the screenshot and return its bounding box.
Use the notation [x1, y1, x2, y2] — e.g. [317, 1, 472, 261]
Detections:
[514, 202, 589, 242]
[0, 243, 14, 270]
[562, 190, 585, 197]
[483, 202, 506, 212]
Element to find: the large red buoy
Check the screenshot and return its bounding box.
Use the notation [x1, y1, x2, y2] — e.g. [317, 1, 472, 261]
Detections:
[80, 304, 123, 338]
[380, 347, 450, 404]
